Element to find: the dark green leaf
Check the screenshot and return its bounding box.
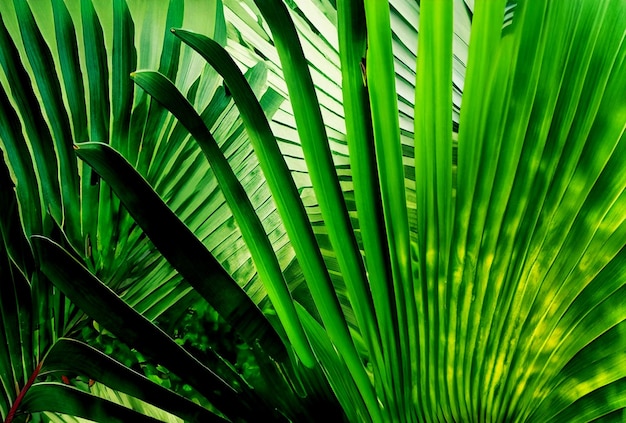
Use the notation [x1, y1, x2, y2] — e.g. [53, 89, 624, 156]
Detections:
[42, 338, 227, 423]
[0, 13, 61, 226]
[31, 235, 264, 421]
[131, 69, 315, 367]
[170, 28, 378, 420]
[21, 383, 164, 423]
[73, 141, 286, 361]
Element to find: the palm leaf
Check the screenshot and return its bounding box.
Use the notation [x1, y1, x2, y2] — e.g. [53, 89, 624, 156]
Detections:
[73, 141, 286, 361]
[31, 235, 277, 422]
[21, 383, 168, 423]
[0, 0, 307, 420]
[0, 0, 624, 421]
[211, 0, 626, 420]
[40, 338, 225, 422]
[128, 69, 315, 367]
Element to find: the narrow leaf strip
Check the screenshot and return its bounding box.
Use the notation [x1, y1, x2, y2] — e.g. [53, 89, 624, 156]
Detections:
[0, 151, 35, 274]
[252, 0, 381, 373]
[171, 29, 381, 421]
[80, 0, 110, 267]
[12, 0, 81, 247]
[449, 0, 507, 417]
[0, 85, 42, 238]
[131, 69, 315, 368]
[0, 13, 61, 226]
[51, 0, 88, 143]
[414, 0, 454, 419]
[81, 0, 110, 143]
[296, 305, 369, 423]
[363, 0, 417, 417]
[111, 0, 136, 154]
[73, 142, 286, 362]
[337, 0, 399, 417]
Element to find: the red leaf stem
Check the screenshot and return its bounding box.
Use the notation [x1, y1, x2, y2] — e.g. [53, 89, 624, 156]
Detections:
[4, 360, 43, 423]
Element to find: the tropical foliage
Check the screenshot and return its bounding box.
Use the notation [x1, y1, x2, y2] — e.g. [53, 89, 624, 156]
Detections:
[0, 0, 624, 422]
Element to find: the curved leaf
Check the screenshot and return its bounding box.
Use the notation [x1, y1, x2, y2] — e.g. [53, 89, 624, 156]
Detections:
[361, 3, 419, 417]
[41, 338, 227, 423]
[21, 383, 164, 423]
[74, 141, 286, 362]
[31, 235, 278, 422]
[170, 28, 379, 420]
[131, 69, 315, 367]
[252, 1, 380, 376]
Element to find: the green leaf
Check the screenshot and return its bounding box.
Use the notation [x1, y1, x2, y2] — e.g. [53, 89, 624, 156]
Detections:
[80, 0, 110, 269]
[1, 0, 624, 421]
[31, 235, 270, 422]
[74, 141, 287, 362]
[51, 0, 88, 144]
[41, 338, 227, 423]
[0, 83, 42, 239]
[111, 0, 136, 154]
[296, 304, 367, 423]
[0, 193, 33, 420]
[362, 0, 418, 418]
[12, 0, 81, 247]
[171, 28, 380, 420]
[21, 383, 164, 423]
[0, 12, 61, 226]
[81, 0, 110, 144]
[413, 0, 454, 419]
[74, 141, 286, 362]
[252, 0, 379, 364]
[131, 69, 315, 367]
[336, 2, 397, 409]
[0, 150, 34, 275]
[158, 0, 184, 80]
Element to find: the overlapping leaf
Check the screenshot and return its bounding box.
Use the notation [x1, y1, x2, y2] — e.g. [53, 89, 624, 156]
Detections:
[1, 0, 624, 421]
